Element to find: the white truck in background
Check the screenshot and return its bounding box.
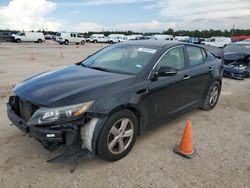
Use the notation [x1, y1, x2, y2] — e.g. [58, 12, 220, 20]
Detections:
[108, 34, 127, 43]
[153, 34, 175, 41]
[89, 34, 109, 43]
[55, 32, 86, 45]
[202, 37, 232, 48]
[12, 32, 45, 43]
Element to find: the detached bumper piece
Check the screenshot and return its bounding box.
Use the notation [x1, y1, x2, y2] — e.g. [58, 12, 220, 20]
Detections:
[47, 148, 92, 163]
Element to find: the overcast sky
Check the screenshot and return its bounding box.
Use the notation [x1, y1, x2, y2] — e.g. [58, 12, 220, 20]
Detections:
[0, 0, 249, 32]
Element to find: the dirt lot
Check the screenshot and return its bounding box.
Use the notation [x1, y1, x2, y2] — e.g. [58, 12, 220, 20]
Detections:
[0, 42, 250, 188]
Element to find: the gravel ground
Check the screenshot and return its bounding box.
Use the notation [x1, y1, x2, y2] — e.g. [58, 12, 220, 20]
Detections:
[0, 42, 250, 188]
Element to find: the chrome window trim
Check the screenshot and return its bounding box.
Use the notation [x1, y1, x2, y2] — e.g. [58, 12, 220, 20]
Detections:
[148, 45, 185, 80]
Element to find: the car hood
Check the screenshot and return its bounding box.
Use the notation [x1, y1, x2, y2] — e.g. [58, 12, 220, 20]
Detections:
[14, 65, 136, 107]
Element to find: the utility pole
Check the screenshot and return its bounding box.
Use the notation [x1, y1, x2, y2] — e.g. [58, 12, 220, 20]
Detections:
[231, 24, 235, 37]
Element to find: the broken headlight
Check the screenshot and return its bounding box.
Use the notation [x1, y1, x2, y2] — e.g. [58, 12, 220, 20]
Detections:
[27, 101, 94, 125]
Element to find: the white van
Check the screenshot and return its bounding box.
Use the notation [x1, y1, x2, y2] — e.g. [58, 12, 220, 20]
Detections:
[89, 34, 109, 43]
[56, 32, 86, 45]
[108, 34, 127, 43]
[175, 36, 189, 42]
[153, 34, 174, 41]
[12, 32, 45, 43]
[202, 37, 231, 48]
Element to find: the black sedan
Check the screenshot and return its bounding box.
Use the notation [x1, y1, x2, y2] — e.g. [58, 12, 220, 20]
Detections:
[7, 41, 223, 162]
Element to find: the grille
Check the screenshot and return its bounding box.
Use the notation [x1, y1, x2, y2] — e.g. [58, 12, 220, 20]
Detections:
[18, 98, 38, 122]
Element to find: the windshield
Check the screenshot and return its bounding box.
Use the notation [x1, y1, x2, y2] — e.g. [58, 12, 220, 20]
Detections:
[82, 45, 158, 74]
[224, 44, 250, 54]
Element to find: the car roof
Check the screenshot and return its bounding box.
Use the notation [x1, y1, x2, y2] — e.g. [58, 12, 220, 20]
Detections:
[121, 40, 186, 48]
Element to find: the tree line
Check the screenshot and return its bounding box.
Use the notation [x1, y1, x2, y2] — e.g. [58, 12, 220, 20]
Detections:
[1, 28, 250, 38]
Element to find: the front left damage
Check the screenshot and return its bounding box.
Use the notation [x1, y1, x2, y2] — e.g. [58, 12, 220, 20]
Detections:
[7, 95, 110, 163]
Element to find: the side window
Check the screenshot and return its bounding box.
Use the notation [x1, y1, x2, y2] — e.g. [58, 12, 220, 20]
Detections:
[157, 47, 185, 70]
[186, 46, 204, 66]
[77, 34, 81, 38]
[20, 33, 25, 36]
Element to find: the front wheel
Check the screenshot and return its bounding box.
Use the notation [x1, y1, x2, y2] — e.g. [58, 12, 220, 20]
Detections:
[64, 40, 69, 45]
[97, 109, 138, 161]
[81, 40, 85, 45]
[201, 81, 221, 111]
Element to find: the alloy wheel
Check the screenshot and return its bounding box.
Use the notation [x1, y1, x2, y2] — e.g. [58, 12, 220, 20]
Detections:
[209, 85, 219, 106]
[107, 118, 134, 154]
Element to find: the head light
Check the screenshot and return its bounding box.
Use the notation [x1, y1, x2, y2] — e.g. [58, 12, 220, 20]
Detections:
[27, 101, 94, 125]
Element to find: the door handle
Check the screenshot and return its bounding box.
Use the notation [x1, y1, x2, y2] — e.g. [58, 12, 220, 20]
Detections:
[183, 75, 190, 80]
[208, 67, 214, 72]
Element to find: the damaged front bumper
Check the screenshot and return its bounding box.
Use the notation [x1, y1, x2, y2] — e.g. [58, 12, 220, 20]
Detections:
[223, 64, 250, 80]
[7, 102, 80, 151]
[6, 96, 108, 162]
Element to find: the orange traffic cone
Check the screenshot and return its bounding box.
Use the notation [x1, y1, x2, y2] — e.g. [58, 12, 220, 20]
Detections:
[174, 120, 196, 159]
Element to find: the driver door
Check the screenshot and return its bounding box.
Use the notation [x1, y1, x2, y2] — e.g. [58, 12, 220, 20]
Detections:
[146, 46, 191, 125]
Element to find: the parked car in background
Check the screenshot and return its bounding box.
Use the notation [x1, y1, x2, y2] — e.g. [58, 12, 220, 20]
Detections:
[231, 36, 250, 42]
[202, 37, 231, 48]
[89, 34, 109, 43]
[7, 40, 223, 162]
[222, 42, 250, 80]
[56, 32, 85, 45]
[175, 36, 189, 42]
[242, 38, 250, 43]
[0, 32, 13, 42]
[153, 34, 175, 41]
[44, 34, 53, 40]
[108, 34, 127, 43]
[187, 37, 199, 44]
[126, 35, 144, 40]
[12, 32, 45, 43]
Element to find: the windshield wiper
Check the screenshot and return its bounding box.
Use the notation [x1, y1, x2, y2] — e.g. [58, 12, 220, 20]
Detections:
[88, 66, 110, 72]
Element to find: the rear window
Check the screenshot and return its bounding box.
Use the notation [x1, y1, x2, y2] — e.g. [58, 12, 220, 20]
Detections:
[187, 46, 204, 66]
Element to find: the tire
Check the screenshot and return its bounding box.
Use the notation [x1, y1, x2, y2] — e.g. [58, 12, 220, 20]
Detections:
[64, 40, 69, 45]
[16, 38, 21, 43]
[97, 109, 138, 161]
[81, 40, 85, 45]
[93, 40, 97, 43]
[37, 39, 42, 43]
[201, 81, 221, 111]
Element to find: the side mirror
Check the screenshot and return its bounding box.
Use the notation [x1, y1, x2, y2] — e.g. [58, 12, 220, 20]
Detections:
[157, 66, 178, 77]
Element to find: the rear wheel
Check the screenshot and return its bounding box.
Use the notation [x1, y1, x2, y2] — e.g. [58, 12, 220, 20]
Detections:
[202, 81, 221, 110]
[97, 109, 138, 161]
[37, 39, 42, 43]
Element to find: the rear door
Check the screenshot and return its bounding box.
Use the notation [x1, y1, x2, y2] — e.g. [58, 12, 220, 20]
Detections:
[184, 45, 213, 103]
